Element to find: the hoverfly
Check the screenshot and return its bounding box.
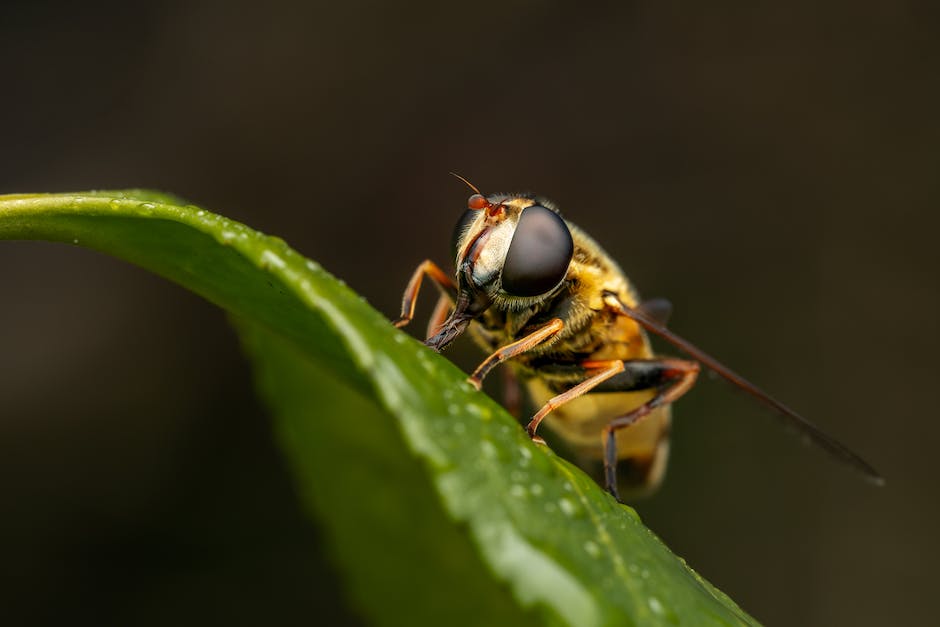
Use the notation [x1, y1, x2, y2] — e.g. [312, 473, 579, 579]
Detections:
[393, 175, 883, 501]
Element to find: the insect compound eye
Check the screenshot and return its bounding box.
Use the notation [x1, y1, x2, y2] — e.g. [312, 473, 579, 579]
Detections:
[450, 208, 478, 254]
[501, 205, 574, 297]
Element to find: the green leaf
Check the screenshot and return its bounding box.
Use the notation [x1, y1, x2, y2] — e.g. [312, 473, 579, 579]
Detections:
[0, 192, 759, 627]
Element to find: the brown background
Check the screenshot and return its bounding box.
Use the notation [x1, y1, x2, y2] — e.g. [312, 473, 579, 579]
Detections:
[1, 2, 937, 625]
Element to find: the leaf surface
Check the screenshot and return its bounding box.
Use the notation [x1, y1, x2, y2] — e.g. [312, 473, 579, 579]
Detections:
[0, 192, 759, 626]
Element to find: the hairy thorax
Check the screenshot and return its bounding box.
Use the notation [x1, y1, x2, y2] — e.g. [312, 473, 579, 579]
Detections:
[467, 223, 654, 388]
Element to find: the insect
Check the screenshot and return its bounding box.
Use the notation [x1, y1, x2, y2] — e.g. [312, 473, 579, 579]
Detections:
[393, 174, 883, 501]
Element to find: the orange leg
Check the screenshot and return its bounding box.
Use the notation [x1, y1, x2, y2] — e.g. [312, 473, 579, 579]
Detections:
[393, 260, 456, 329]
[467, 318, 564, 390]
[524, 360, 626, 443]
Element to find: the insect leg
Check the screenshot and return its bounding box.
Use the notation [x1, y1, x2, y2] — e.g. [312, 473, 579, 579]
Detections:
[467, 318, 564, 390]
[393, 260, 456, 329]
[525, 360, 626, 443]
[425, 293, 453, 340]
[599, 358, 700, 501]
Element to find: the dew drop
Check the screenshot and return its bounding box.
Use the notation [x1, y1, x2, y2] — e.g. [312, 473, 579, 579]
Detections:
[509, 484, 526, 498]
[583, 540, 600, 558]
[648, 596, 664, 615]
[558, 498, 576, 516]
[260, 250, 286, 269]
[108, 199, 120, 210]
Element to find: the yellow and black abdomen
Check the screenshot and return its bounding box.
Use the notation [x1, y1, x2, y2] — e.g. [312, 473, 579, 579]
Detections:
[522, 311, 673, 499]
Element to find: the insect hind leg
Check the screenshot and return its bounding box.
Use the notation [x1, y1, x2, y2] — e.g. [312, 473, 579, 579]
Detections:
[596, 358, 699, 501]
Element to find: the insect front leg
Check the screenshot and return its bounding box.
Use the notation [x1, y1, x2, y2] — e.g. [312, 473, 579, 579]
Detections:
[467, 318, 564, 390]
[598, 358, 699, 501]
[425, 293, 453, 340]
[393, 260, 456, 329]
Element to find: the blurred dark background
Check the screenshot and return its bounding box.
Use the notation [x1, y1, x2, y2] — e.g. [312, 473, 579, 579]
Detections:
[1, 1, 937, 625]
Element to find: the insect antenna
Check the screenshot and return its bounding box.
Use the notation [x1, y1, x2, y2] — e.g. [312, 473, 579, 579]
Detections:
[449, 172, 483, 196]
[449, 172, 508, 217]
[603, 292, 885, 486]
